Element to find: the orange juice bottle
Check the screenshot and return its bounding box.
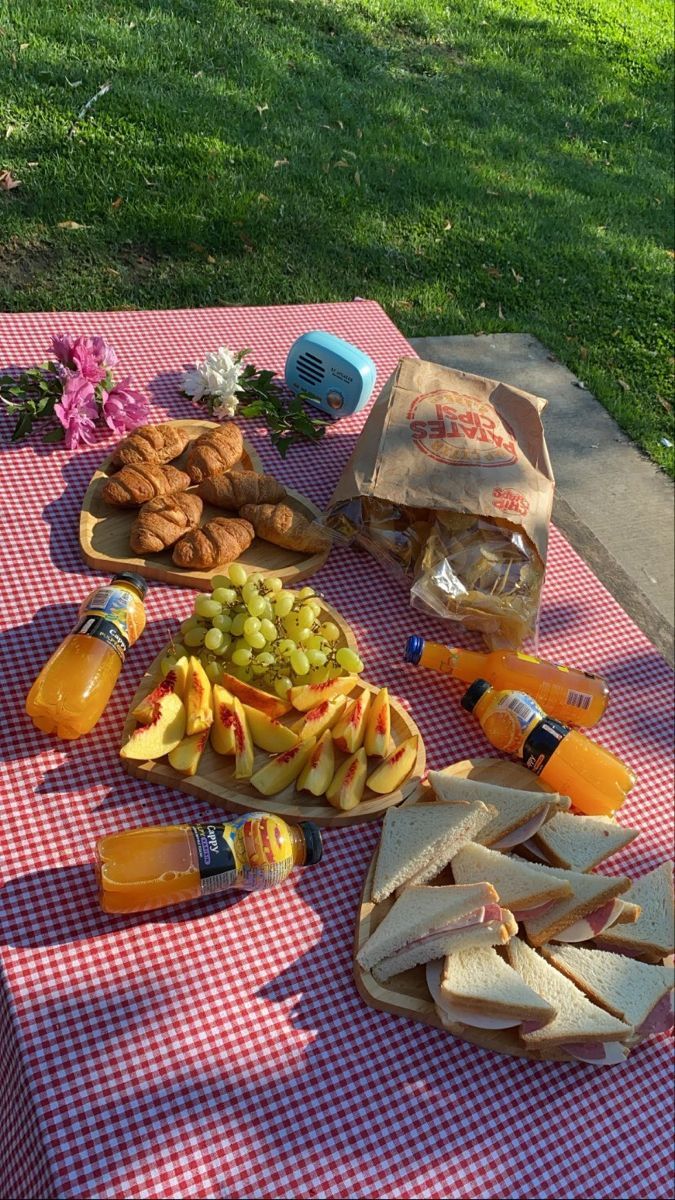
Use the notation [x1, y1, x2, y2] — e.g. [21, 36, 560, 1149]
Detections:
[96, 812, 323, 914]
[405, 635, 609, 728]
[461, 679, 634, 817]
[26, 572, 147, 740]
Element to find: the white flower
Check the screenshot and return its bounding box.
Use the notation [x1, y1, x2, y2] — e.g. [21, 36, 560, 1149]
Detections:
[182, 346, 245, 415]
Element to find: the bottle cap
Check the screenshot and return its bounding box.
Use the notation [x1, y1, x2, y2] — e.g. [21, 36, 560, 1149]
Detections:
[404, 635, 424, 665]
[113, 571, 148, 599]
[461, 678, 492, 712]
[299, 821, 323, 865]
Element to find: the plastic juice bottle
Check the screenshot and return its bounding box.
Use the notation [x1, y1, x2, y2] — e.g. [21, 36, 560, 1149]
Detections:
[461, 679, 634, 817]
[96, 812, 323, 914]
[26, 572, 147, 740]
[405, 635, 609, 729]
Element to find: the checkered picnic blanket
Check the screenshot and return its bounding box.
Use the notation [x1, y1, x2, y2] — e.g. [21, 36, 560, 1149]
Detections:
[0, 301, 672, 1200]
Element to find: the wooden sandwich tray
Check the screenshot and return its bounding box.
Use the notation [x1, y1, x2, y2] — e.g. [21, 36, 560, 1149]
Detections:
[80, 419, 331, 591]
[353, 758, 575, 1062]
[120, 601, 426, 827]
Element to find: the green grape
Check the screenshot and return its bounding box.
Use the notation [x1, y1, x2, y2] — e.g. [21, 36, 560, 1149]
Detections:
[160, 654, 177, 677]
[336, 647, 364, 673]
[277, 638, 297, 659]
[204, 659, 222, 683]
[290, 649, 310, 676]
[180, 616, 202, 635]
[305, 634, 323, 651]
[254, 651, 275, 668]
[204, 627, 225, 652]
[184, 627, 207, 647]
[307, 664, 330, 685]
[275, 676, 293, 698]
[246, 594, 266, 618]
[319, 621, 340, 643]
[260, 618, 277, 642]
[298, 604, 315, 627]
[245, 630, 267, 651]
[195, 596, 222, 619]
[297, 586, 316, 600]
[260, 600, 274, 621]
[212, 586, 238, 607]
[214, 634, 232, 656]
[273, 591, 294, 618]
[264, 576, 283, 593]
[296, 626, 312, 644]
[243, 616, 261, 639]
[168, 642, 187, 660]
[242, 579, 258, 603]
[282, 613, 300, 637]
[231, 612, 247, 636]
[212, 613, 232, 632]
[210, 574, 230, 590]
[228, 562, 248, 587]
[306, 649, 327, 667]
[232, 647, 252, 667]
[307, 602, 323, 622]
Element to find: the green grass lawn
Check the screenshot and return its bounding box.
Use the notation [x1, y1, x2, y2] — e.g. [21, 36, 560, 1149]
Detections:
[1, 0, 673, 472]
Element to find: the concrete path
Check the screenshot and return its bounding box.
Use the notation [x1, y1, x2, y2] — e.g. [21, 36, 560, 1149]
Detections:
[410, 334, 674, 664]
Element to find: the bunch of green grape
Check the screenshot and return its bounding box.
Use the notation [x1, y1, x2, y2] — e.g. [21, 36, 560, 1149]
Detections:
[161, 563, 364, 698]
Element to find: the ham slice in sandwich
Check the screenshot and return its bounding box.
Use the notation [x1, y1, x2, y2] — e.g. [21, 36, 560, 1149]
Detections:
[427, 771, 570, 851]
[509, 861, 639, 946]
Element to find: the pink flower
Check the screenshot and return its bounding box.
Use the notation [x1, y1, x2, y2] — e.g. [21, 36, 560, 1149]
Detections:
[50, 333, 77, 366]
[49, 332, 118, 374]
[71, 338, 108, 385]
[89, 335, 118, 369]
[101, 378, 149, 435]
[54, 374, 98, 449]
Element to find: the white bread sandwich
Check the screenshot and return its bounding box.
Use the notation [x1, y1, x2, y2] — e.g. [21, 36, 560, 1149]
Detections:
[516, 863, 638, 946]
[541, 943, 674, 1044]
[505, 937, 633, 1064]
[593, 861, 674, 963]
[451, 842, 572, 918]
[371, 800, 494, 904]
[357, 883, 517, 983]
[427, 771, 570, 850]
[429, 946, 556, 1030]
[523, 811, 638, 872]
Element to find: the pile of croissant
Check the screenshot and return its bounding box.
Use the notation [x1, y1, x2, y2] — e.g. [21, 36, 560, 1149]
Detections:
[99, 421, 330, 571]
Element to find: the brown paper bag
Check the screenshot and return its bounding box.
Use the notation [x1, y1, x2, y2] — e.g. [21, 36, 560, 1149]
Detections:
[326, 358, 555, 647]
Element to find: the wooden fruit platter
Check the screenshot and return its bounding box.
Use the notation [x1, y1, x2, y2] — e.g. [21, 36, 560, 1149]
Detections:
[80, 419, 331, 591]
[353, 758, 573, 1062]
[120, 601, 426, 827]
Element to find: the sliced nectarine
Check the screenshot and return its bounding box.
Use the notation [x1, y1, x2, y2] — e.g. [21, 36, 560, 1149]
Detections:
[295, 694, 348, 741]
[220, 672, 291, 719]
[168, 729, 209, 776]
[364, 687, 391, 758]
[120, 693, 186, 761]
[132, 671, 180, 724]
[290, 675, 358, 712]
[211, 684, 236, 755]
[250, 737, 317, 796]
[367, 735, 418, 795]
[297, 730, 335, 796]
[185, 657, 213, 735]
[232, 697, 254, 780]
[326, 747, 368, 811]
[331, 691, 371, 754]
[242, 704, 298, 753]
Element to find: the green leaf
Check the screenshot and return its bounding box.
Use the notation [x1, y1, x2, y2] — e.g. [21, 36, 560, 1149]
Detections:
[42, 426, 66, 443]
[11, 412, 33, 441]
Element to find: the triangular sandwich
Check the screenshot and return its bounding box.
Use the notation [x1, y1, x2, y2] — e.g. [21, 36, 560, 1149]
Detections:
[427, 771, 570, 850]
[451, 842, 572, 917]
[434, 946, 556, 1030]
[517, 863, 636, 946]
[594, 862, 674, 963]
[372, 800, 494, 904]
[526, 811, 638, 872]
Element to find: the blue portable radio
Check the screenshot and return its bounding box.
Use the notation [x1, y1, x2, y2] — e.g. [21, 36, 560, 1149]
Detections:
[284, 331, 377, 419]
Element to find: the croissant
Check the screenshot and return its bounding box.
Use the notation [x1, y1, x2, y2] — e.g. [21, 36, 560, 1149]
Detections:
[185, 423, 244, 483]
[101, 464, 191, 508]
[197, 470, 286, 510]
[239, 503, 330, 555]
[110, 423, 191, 467]
[172, 517, 255, 570]
[130, 492, 204, 555]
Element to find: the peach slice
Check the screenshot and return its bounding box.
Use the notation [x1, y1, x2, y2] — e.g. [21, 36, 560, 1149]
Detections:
[186, 657, 213, 736]
[232, 697, 254, 780]
[297, 730, 335, 796]
[331, 691, 371, 754]
[364, 687, 391, 758]
[211, 684, 237, 755]
[250, 737, 317, 797]
[160, 653, 190, 698]
[168, 729, 209, 776]
[289, 676, 358, 712]
[242, 704, 298, 753]
[120, 693, 186, 761]
[132, 671, 180, 724]
[220, 672, 291, 719]
[326, 747, 368, 811]
[367, 736, 418, 795]
[294, 694, 348, 741]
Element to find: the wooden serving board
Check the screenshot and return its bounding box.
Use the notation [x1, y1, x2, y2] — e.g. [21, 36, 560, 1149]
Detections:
[120, 601, 426, 827]
[80, 419, 331, 591]
[353, 758, 573, 1062]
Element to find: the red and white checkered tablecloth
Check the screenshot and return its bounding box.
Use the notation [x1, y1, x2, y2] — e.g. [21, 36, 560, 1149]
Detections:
[0, 301, 672, 1200]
